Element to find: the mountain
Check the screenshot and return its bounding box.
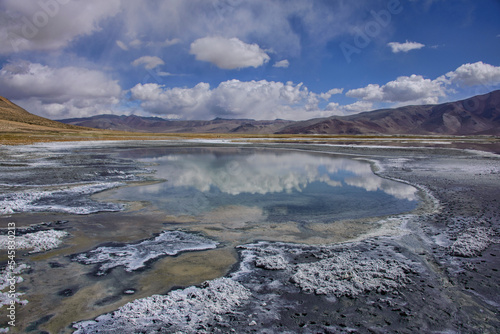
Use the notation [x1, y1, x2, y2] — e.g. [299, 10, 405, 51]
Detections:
[0, 96, 85, 132]
[60, 114, 294, 134]
[3, 90, 498, 136]
[278, 90, 500, 135]
[59, 90, 500, 135]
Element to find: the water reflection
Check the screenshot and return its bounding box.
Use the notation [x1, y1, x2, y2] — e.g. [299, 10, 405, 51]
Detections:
[113, 148, 417, 223]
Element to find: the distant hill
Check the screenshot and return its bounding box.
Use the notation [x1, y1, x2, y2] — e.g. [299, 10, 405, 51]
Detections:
[60, 114, 294, 134]
[3, 90, 499, 136]
[278, 90, 500, 135]
[0, 96, 85, 131]
[59, 90, 500, 136]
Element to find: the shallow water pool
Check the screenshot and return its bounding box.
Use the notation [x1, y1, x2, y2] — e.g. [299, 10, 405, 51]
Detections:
[105, 147, 418, 240]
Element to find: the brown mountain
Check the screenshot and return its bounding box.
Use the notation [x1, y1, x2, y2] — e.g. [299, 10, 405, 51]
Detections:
[60, 90, 500, 135]
[0, 96, 84, 131]
[60, 115, 294, 134]
[278, 90, 500, 135]
[4, 90, 499, 136]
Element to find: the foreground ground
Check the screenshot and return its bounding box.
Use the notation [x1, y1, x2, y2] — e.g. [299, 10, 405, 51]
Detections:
[0, 139, 499, 333]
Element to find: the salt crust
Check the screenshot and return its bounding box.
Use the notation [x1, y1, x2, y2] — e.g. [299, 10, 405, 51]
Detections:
[72, 278, 251, 334]
[254, 254, 288, 270]
[0, 230, 69, 253]
[72, 239, 417, 332]
[0, 182, 124, 215]
[0, 263, 29, 308]
[72, 231, 218, 275]
[449, 227, 496, 257]
[290, 251, 412, 296]
[240, 241, 414, 297]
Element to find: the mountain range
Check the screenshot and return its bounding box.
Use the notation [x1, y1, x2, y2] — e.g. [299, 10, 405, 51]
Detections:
[1, 90, 499, 136]
[59, 90, 500, 135]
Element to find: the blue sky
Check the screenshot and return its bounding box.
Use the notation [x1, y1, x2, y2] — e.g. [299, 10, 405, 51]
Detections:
[0, 0, 499, 120]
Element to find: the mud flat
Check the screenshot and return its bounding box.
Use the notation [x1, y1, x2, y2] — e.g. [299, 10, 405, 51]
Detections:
[1, 141, 499, 333]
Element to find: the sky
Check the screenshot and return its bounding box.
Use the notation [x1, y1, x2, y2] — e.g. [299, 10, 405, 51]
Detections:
[0, 0, 499, 121]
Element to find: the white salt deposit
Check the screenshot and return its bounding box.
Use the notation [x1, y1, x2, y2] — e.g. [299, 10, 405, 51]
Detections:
[239, 241, 414, 298]
[72, 277, 251, 333]
[0, 263, 29, 308]
[0, 230, 69, 253]
[449, 227, 496, 257]
[290, 251, 412, 296]
[254, 254, 288, 270]
[72, 231, 218, 275]
[0, 182, 123, 215]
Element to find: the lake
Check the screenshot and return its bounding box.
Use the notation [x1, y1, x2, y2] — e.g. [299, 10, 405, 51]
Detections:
[102, 146, 418, 244]
[0, 142, 419, 332]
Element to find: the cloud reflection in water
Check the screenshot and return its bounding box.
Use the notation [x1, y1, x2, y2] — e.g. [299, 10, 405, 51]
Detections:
[143, 151, 417, 202]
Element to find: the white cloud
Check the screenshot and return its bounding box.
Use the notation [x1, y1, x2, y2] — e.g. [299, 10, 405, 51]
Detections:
[325, 101, 374, 116]
[129, 39, 142, 48]
[0, 61, 121, 118]
[0, 0, 121, 54]
[189, 36, 270, 69]
[116, 40, 128, 51]
[319, 88, 344, 100]
[153, 38, 181, 48]
[157, 72, 174, 77]
[387, 41, 425, 53]
[118, 38, 180, 50]
[346, 84, 384, 101]
[132, 56, 165, 70]
[346, 75, 447, 105]
[445, 61, 500, 87]
[117, 1, 369, 59]
[273, 60, 290, 68]
[131, 80, 341, 120]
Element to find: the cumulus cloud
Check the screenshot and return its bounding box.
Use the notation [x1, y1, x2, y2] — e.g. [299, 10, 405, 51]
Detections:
[131, 79, 340, 120]
[345, 61, 500, 107]
[444, 61, 500, 87]
[132, 56, 165, 70]
[387, 41, 425, 53]
[117, 0, 371, 59]
[319, 88, 344, 100]
[273, 60, 290, 68]
[0, 61, 121, 118]
[189, 36, 270, 69]
[325, 101, 374, 116]
[0, 0, 121, 54]
[346, 74, 447, 105]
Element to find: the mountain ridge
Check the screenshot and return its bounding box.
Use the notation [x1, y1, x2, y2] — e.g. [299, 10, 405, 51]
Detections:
[59, 90, 500, 135]
[1, 91, 499, 136]
[277, 90, 500, 135]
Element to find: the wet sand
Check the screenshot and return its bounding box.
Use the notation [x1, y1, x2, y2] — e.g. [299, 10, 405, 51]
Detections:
[1, 141, 499, 333]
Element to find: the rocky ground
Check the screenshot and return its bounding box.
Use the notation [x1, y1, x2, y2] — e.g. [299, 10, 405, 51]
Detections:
[68, 143, 500, 334]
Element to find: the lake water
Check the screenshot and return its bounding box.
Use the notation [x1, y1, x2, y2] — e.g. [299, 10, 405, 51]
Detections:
[108, 147, 418, 233]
